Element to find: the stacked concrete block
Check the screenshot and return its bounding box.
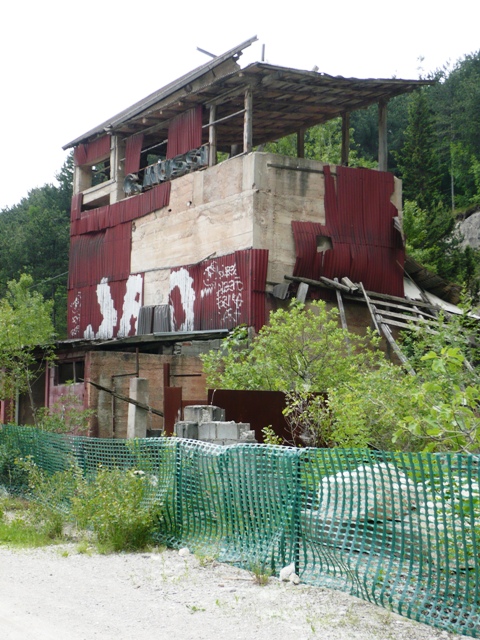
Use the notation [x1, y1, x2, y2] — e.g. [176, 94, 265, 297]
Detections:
[175, 405, 257, 445]
[184, 405, 225, 423]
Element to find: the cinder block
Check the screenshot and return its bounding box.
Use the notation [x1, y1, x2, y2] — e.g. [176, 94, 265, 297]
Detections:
[239, 430, 257, 443]
[184, 405, 225, 424]
[175, 421, 199, 440]
[215, 421, 241, 440]
[198, 422, 218, 441]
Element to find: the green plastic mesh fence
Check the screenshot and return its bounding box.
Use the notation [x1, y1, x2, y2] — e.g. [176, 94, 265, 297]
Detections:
[1, 425, 479, 637]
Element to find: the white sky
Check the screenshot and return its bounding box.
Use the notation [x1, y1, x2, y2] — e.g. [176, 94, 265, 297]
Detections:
[0, 0, 478, 210]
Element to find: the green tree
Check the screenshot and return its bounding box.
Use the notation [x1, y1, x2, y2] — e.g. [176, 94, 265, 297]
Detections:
[202, 301, 383, 393]
[264, 119, 375, 168]
[395, 348, 480, 453]
[0, 155, 72, 337]
[202, 301, 415, 448]
[351, 93, 411, 172]
[396, 90, 442, 209]
[0, 274, 55, 421]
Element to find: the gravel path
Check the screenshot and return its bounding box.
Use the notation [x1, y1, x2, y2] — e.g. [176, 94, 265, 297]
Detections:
[0, 544, 465, 640]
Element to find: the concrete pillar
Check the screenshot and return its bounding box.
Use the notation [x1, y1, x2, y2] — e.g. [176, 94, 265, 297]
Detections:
[127, 378, 149, 439]
[97, 373, 113, 438]
[73, 164, 92, 195]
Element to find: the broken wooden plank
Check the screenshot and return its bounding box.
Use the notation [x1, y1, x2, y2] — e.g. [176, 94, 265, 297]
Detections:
[334, 278, 349, 332]
[341, 276, 358, 291]
[366, 298, 438, 319]
[375, 315, 439, 334]
[320, 276, 351, 292]
[360, 282, 381, 335]
[374, 307, 439, 327]
[379, 321, 416, 375]
[296, 282, 309, 303]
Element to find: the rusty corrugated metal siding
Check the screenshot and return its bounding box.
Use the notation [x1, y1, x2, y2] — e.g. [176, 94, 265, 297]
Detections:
[124, 133, 144, 175]
[67, 181, 170, 340]
[166, 106, 203, 158]
[70, 183, 171, 236]
[73, 135, 110, 166]
[293, 165, 404, 297]
[169, 249, 268, 333]
[68, 223, 132, 289]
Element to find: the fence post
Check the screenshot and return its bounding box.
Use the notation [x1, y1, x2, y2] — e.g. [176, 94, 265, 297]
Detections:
[175, 439, 183, 542]
[293, 449, 302, 575]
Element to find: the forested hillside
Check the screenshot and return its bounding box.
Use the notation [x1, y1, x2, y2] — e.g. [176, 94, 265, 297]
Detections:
[0, 51, 479, 338]
[0, 155, 73, 337]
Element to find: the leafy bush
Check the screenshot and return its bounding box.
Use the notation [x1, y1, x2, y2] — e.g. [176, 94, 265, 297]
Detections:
[202, 300, 414, 449]
[71, 467, 161, 552]
[395, 348, 480, 452]
[0, 443, 29, 490]
[35, 387, 95, 435]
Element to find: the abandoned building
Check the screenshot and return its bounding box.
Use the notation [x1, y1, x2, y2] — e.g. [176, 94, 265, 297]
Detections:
[4, 37, 464, 439]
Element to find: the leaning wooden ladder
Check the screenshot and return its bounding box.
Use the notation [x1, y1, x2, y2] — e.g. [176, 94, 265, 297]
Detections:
[359, 282, 416, 376]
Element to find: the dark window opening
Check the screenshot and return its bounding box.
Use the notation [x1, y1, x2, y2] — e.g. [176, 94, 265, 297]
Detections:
[316, 235, 333, 253]
[55, 361, 85, 385]
[91, 159, 111, 186]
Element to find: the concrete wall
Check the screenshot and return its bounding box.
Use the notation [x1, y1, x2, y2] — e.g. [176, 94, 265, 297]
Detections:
[131, 152, 340, 307]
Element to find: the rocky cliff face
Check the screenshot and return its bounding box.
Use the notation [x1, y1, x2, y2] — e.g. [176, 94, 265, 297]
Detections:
[458, 210, 480, 250]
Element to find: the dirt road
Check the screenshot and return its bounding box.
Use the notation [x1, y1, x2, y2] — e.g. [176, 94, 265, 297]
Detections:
[0, 545, 462, 640]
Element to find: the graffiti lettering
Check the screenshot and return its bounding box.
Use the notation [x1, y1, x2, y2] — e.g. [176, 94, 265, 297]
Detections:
[202, 261, 244, 324]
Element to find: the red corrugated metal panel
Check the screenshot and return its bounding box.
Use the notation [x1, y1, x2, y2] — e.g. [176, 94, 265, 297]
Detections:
[68, 275, 143, 339]
[70, 193, 83, 222]
[124, 133, 144, 175]
[68, 223, 132, 289]
[71, 182, 171, 236]
[250, 249, 268, 331]
[292, 165, 404, 297]
[73, 135, 111, 166]
[169, 249, 268, 332]
[166, 106, 203, 158]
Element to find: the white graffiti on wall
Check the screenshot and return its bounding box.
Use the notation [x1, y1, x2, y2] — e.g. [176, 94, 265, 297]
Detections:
[202, 261, 244, 325]
[169, 268, 196, 331]
[169, 261, 245, 330]
[83, 275, 143, 340]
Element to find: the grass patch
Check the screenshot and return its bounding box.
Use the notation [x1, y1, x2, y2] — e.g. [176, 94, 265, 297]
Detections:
[0, 496, 64, 548]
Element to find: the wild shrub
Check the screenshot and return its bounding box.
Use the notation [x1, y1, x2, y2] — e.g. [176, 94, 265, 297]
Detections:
[71, 467, 162, 552]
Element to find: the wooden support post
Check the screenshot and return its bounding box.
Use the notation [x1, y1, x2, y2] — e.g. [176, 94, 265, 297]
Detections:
[297, 128, 305, 158]
[110, 135, 125, 204]
[243, 88, 253, 154]
[208, 105, 217, 167]
[378, 100, 388, 171]
[341, 113, 350, 166]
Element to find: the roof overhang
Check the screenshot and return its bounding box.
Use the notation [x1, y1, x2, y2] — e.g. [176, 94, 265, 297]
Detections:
[63, 38, 432, 153]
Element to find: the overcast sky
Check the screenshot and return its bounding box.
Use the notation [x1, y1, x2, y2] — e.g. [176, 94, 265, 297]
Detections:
[0, 0, 478, 211]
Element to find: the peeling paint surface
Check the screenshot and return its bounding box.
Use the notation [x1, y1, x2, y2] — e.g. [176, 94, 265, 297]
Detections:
[68, 275, 144, 340]
[118, 274, 143, 337]
[169, 268, 196, 332]
[92, 278, 117, 339]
